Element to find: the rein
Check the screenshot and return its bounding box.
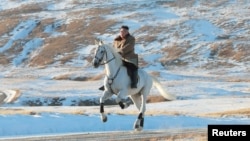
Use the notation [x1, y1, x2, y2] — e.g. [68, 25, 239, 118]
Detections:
[98, 46, 121, 94]
[100, 50, 115, 65]
[107, 66, 121, 85]
[106, 66, 121, 94]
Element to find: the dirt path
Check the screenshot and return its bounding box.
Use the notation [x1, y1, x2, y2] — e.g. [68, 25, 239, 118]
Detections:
[0, 89, 21, 105]
[0, 129, 206, 141]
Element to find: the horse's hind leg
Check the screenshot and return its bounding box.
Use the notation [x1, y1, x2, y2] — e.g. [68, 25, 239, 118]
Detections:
[130, 93, 143, 131]
[130, 93, 142, 111]
[116, 90, 130, 110]
[100, 91, 112, 122]
[131, 90, 148, 131]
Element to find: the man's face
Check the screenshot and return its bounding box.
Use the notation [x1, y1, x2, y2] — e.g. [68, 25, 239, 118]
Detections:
[120, 28, 128, 38]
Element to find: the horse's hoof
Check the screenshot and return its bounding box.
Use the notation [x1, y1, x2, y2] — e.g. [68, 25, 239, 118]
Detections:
[101, 115, 107, 122]
[134, 124, 143, 131]
[102, 117, 107, 122]
[134, 126, 143, 132]
[134, 124, 139, 129]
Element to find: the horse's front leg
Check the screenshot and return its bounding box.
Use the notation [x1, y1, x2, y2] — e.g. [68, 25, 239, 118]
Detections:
[134, 92, 147, 131]
[116, 89, 130, 109]
[134, 113, 144, 131]
[100, 91, 112, 122]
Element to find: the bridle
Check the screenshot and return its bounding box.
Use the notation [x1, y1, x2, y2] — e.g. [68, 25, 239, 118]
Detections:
[94, 45, 121, 93]
[94, 45, 115, 65]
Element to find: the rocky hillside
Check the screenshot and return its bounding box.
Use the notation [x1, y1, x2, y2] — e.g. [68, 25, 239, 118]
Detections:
[0, 0, 249, 76]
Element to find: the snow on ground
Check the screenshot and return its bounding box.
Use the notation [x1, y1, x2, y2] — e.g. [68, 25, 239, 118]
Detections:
[0, 0, 249, 139]
[0, 71, 249, 138]
[0, 112, 250, 138]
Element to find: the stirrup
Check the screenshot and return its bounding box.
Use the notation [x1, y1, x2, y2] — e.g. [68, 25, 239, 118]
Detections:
[131, 83, 137, 88]
[99, 86, 104, 91]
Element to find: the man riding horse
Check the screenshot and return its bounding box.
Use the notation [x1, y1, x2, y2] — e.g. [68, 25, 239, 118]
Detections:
[99, 25, 138, 90]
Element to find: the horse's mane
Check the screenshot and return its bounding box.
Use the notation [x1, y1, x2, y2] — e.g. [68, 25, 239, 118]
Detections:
[104, 43, 123, 66]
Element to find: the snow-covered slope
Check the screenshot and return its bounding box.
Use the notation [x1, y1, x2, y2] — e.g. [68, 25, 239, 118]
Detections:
[0, 0, 249, 71]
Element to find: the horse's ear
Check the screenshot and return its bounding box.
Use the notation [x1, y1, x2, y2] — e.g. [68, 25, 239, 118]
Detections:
[95, 39, 99, 45]
[94, 38, 104, 45]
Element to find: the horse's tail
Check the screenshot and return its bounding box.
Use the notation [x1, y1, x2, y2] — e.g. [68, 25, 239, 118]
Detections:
[151, 75, 176, 101]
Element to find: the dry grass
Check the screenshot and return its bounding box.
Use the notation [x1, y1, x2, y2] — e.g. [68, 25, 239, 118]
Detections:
[0, 1, 249, 70]
[206, 0, 229, 7]
[0, 3, 43, 17]
[0, 3, 117, 67]
[0, 108, 85, 115]
[147, 95, 167, 103]
[162, 45, 185, 60]
[0, 128, 207, 141]
[148, 71, 160, 77]
[30, 36, 74, 66]
[218, 43, 235, 58]
[204, 108, 250, 118]
[0, 108, 34, 115]
[138, 57, 149, 67]
[209, 41, 249, 63]
[0, 18, 19, 36]
[87, 72, 105, 81]
[135, 25, 171, 44]
[159, 43, 190, 66]
[159, 131, 207, 141]
[53, 71, 104, 81]
[27, 7, 116, 66]
[234, 43, 250, 61]
[159, 0, 196, 8]
[0, 4, 43, 65]
[2, 106, 249, 120]
[0, 17, 22, 64]
[52, 74, 75, 80]
[0, 55, 10, 65]
[29, 18, 56, 38]
[224, 77, 250, 82]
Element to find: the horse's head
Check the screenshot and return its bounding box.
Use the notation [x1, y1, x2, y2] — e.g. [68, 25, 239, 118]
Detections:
[93, 39, 122, 68]
[93, 40, 106, 68]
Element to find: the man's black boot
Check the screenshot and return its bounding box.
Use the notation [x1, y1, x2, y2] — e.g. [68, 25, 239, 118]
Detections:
[99, 85, 104, 91]
[131, 69, 138, 88]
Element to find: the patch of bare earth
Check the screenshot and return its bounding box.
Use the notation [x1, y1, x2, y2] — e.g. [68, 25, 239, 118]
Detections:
[0, 3, 117, 67]
[0, 107, 85, 115]
[0, 1, 249, 71]
[159, 0, 196, 8]
[159, 43, 190, 67]
[29, 15, 116, 66]
[0, 129, 207, 141]
[204, 108, 250, 118]
[53, 71, 104, 81]
[0, 18, 20, 64]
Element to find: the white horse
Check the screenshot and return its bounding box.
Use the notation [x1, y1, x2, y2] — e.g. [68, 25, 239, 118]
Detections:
[92, 40, 175, 131]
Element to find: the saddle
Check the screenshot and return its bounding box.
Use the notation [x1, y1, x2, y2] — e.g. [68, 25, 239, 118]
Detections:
[98, 61, 138, 91]
[123, 61, 138, 88]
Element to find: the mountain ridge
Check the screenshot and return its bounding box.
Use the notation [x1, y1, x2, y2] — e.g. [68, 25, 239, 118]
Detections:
[0, 0, 249, 77]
